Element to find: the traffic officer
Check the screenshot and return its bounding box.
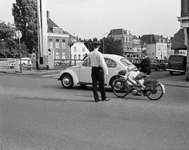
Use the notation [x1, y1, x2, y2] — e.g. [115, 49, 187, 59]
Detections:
[88, 38, 110, 102]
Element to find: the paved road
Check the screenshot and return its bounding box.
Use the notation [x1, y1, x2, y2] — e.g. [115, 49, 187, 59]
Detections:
[0, 73, 188, 150]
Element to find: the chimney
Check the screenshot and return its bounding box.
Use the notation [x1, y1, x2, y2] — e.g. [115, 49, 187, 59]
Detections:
[47, 10, 50, 19]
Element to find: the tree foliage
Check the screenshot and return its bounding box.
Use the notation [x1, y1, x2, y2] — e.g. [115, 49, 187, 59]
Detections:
[83, 37, 123, 55]
[0, 21, 16, 58]
[101, 37, 123, 56]
[12, 0, 38, 53]
[83, 39, 94, 52]
[0, 20, 28, 58]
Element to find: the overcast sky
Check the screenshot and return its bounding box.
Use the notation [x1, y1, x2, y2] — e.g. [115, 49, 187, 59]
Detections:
[1, 0, 181, 39]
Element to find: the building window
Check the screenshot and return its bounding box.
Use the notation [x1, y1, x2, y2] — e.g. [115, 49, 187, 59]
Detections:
[62, 52, 65, 59]
[78, 54, 81, 60]
[83, 47, 85, 52]
[74, 47, 76, 52]
[74, 54, 77, 59]
[49, 39, 53, 48]
[56, 39, 60, 48]
[62, 39, 66, 49]
[55, 52, 59, 59]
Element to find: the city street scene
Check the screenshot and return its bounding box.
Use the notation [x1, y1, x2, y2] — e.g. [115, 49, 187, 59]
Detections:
[0, 0, 189, 150]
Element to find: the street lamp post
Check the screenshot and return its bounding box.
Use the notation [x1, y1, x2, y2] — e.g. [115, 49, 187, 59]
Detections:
[15, 30, 22, 73]
[68, 37, 74, 67]
[103, 32, 109, 54]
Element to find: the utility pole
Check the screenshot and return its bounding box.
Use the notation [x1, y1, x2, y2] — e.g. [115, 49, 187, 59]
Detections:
[178, 0, 189, 81]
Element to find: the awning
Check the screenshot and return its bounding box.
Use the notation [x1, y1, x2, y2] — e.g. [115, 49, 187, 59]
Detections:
[171, 29, 187, 50]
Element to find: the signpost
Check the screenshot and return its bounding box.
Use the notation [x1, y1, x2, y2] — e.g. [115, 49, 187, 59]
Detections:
[15, 30, 22, 73]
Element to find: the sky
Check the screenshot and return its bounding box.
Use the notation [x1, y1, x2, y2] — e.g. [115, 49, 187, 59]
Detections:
[0, 0, 181, 40]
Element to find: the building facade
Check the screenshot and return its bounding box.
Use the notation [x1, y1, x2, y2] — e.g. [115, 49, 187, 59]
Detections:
[71, 42, 90, 60]
[109, 28, 133, 56]
[141, 34, 168, 59]
[47, 11, 70, 60]
[132, 35, 143, 57]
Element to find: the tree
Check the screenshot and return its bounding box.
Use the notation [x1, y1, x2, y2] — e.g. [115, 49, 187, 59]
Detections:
[99, 37, 123, 55]
[12, 0, 38, 53]
[0, 21, 16, 58]
[83, 37, 123, 55]
[83, 39, 93, 52]
[0, 20, 28, 58]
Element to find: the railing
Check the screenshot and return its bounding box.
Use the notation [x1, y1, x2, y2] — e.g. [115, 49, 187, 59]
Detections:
[54, 59, 83, 67]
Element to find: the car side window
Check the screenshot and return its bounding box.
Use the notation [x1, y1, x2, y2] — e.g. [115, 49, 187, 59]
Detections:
[104, 58, 117, 68]
[82, 58, 90, 67]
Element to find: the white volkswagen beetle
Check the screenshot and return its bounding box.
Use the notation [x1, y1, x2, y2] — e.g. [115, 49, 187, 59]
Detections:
[58, 54, 135, 89]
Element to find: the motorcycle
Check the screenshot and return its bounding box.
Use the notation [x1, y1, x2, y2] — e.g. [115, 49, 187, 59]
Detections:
[112, 68, 165, 100]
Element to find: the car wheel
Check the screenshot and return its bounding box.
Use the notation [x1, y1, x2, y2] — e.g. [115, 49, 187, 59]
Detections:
[169, 71, 173, 75]
[61, 74, 73, 88]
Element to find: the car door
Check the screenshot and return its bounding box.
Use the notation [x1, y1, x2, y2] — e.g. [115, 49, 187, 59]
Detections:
[104, 58, 117, 84]
[79, 58, 92, 83]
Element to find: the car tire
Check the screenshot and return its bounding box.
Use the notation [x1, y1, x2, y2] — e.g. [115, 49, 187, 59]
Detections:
[61, 74, 73, 88]
[169, 71, 173, 75]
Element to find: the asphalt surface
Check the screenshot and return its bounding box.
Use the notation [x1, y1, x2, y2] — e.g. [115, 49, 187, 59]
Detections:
[0, 67, 189, 88]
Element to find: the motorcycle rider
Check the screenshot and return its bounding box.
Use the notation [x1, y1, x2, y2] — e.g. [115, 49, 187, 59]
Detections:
[134, 50, 151, 89]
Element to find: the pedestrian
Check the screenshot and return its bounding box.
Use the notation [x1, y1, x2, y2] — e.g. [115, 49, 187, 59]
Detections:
[88, 38, 110, 102]
[31, 49, 36, 70]
[164, 56, 167, 63]
[83, 53, 88, 60]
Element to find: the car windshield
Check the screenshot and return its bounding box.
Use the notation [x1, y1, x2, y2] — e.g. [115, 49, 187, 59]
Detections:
[169, 56, 184, 62]
[120, 58, 133, 66]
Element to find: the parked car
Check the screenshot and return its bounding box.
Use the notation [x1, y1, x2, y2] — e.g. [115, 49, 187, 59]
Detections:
[6, 58, 32, 69]
[166, 54, 187, 75]
[151, 59, 167, 71]
[7, 59, 16, 68]
[58, 54, 136, 89]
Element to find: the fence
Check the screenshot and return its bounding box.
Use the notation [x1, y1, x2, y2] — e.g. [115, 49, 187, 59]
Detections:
[0, 58, 84, 71]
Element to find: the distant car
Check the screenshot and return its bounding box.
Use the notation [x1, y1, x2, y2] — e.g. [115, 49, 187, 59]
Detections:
[58, 54, 136, 89]
[7, 58, 32, 69]
[7, 59, 16, 69]
[151, 59, 167, 71]
[167, 54, 187, 75]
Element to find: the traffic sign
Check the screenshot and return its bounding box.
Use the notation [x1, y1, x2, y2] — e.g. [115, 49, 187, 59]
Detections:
[15, 30, 22, 39]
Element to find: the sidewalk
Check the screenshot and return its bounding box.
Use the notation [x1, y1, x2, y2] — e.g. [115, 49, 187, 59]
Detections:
[0, 67, 63, 75]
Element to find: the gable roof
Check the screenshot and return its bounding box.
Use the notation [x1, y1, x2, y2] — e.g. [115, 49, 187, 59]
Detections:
[109, 28, 131, 35]
[141, 34, 165, 44]
[171, 29, 187, 50]
[47, 18, 59, 33]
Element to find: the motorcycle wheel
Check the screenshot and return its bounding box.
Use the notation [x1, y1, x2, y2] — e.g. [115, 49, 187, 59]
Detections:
[112, 79, 129, 98]
[146, 84, 164, 100]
